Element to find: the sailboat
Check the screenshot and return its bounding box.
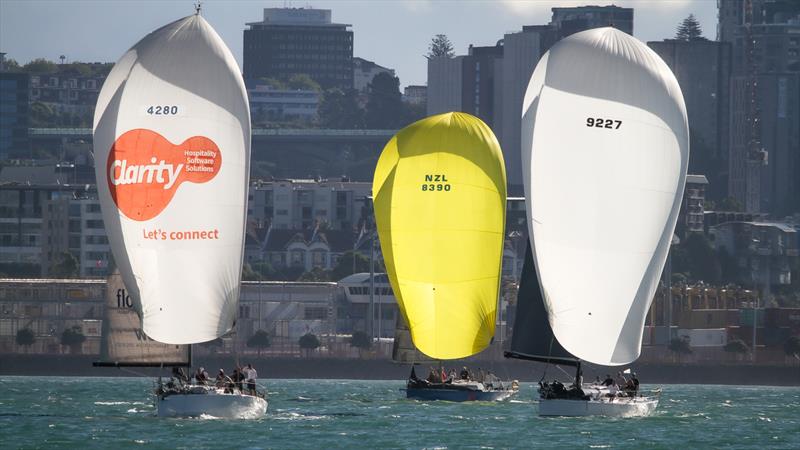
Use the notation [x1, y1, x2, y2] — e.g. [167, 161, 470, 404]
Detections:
[506, 27, 688, 417]
[374, 112, 518, 402]
[92, 8, 265, 418]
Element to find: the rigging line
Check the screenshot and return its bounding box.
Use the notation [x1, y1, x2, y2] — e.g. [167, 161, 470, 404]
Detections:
[539, 336, 557, 383]
[554, 364, 573, 382]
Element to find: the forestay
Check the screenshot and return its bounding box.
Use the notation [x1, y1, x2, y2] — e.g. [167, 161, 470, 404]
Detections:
[521, 28, 688, 365]
[373, 112, 507, 360]
[93, 14, 251, 344]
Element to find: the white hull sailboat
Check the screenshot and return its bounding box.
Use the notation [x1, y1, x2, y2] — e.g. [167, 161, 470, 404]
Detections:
[539, 394, 659, 418]
[507, 27, 688, 417]
[157, 386, 267, 419]
[93, 6, 258, 419]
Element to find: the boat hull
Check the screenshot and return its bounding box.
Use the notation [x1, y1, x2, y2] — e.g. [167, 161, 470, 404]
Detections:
[539, 397, 658, 417]
[406, 387, 517, 402]
[157, 392, 267, 419]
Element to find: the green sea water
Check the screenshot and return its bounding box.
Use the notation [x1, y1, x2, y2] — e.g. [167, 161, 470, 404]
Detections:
[0, 377, 798, 449]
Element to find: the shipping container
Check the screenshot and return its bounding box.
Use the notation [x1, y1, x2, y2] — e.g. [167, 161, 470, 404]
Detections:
[677, 328, 727, 347]
[728, 326, 766, 345]
[762, 327, 791, 347]
[739, 308, 764, 327]
[678, 309, 735, 329]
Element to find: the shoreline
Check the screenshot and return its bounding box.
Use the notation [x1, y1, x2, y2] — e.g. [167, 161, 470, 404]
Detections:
[1, 354, 798, 386]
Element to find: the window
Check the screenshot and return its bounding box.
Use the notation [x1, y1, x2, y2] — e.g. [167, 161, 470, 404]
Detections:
[304, 307, 327, 320]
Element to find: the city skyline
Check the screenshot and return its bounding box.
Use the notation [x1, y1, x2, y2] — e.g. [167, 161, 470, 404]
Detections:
[0, 0, 717, 88]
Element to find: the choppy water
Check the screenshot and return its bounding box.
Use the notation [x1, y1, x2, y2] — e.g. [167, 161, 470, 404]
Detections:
[0, 377, 798, 449]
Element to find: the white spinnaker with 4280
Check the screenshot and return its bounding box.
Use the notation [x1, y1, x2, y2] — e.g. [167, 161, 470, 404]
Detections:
[522, 27, 689, 366]
[93, 13, 251, 345]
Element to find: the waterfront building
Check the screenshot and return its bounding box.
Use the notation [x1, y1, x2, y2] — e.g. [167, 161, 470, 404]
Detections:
[247, 178, 371, 231]
[28, 72, 105, 117]
[243, 7, 354, 89]
[402, 85, 427, 105]
[678, 174, 709, 237]
[0, 278, 104, 354]
[337, 272, 397, 339]
[248, 83, 320, 123]
[253, 228, 355, 272]
[237, 280, 337, 349]
[0, 72, 30, 160]
[0, 170, 110, 278]
[709, 221, 798, 289]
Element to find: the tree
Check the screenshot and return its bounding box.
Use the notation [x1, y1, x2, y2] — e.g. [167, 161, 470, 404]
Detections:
[331, 250, 371, 281]
[675, 14, 705, 41]
[365, 72, 405, 129]
[61, 326, 86, 354]
[50, 252, 79, 278]
[287, 73, 322, 92]
[717, 197, 743, 212]
[23, 58, 58, 73]
[784, 336, 800, 359]
[683, 233, 721, 283]
[724, 338, 750, 361]
[242, 263, 262, 281]
[16, 328, 35, 352]
[668, 337, 692, 362]
[247, 330, 272, 356]
[3, 58, 21, 72]
[349, 331, 372, 358]
[297, 267, 332, 282]
[428, 34, 455, 58]
[298, 333, 320, 357]
[318, 88, 364, 129]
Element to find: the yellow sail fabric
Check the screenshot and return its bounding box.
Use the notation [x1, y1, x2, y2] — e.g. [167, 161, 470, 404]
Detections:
[373, 112, 507, 360]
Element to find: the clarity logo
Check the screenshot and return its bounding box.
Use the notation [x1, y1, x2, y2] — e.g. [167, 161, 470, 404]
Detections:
[107, 129, 221, 221]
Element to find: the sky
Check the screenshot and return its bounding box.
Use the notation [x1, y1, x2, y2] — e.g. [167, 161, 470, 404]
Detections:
[0, 0, 718, 88]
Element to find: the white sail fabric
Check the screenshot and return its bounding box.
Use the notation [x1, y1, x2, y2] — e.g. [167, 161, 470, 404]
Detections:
[521, 28, 688, 366]
[93, 14, 251, 344]
[97, 271, 189, 366]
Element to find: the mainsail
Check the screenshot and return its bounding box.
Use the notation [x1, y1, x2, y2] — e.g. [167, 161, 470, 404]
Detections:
[374, 112, 507, 360]
[95, 271, 189, 367]
[506, 240, 575, 366]
[391, 315, 436, 364]
[520, 28, 688, 366]
[93, 13, 251, 345]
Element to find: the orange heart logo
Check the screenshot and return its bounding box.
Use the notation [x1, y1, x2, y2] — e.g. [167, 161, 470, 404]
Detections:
[107, 129, 222, 221]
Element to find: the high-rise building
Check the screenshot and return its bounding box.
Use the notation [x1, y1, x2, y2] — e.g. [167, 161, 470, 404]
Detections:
[427, 43, 503, 125]
[720, 0, 800, 215]
[427, 6, 634, 187]
[648, 39, 732, 200]
[243, 8, 354, 90]
[550, 5, 634, 39]
[0, 72, 30, 160]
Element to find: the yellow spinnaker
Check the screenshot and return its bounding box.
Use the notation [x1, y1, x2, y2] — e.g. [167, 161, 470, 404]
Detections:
[373, 112, 507, 360]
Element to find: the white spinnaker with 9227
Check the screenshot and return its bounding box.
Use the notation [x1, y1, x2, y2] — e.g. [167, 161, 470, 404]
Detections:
[522, 27, 688, 368]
